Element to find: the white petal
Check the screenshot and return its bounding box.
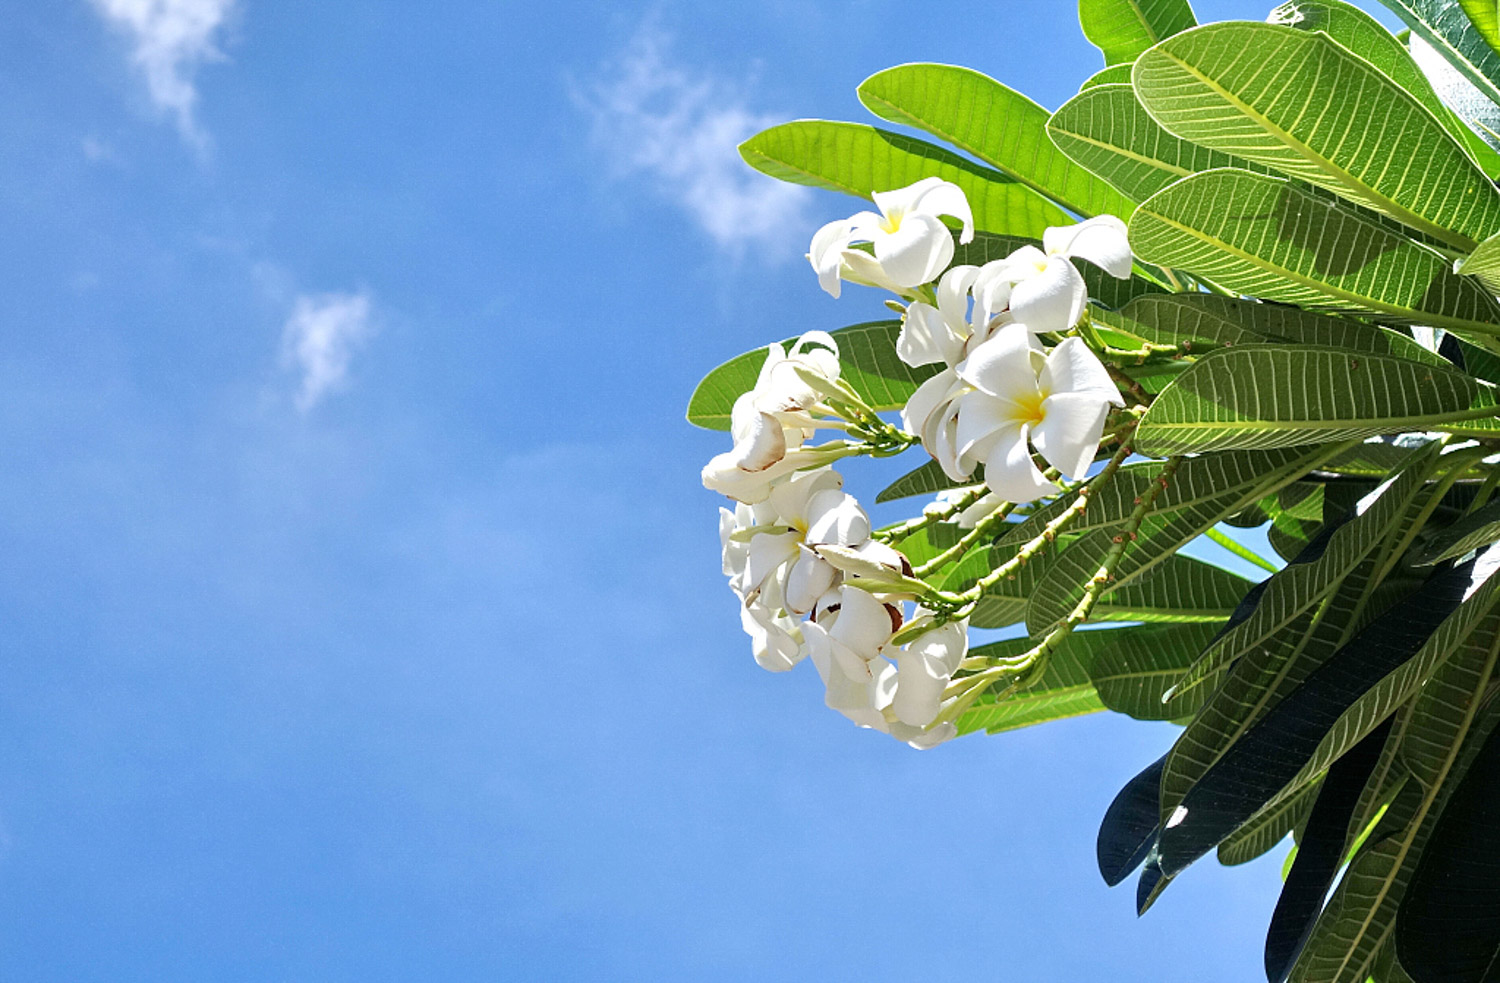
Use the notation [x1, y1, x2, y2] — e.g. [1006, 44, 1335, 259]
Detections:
[809, 219, 858, 298]
[1044, 215, 1132, 278]
[897, 302, 961, 368]
[904, 178, 975, 243]
[935, 264, 981, 337]
[839, 249, 905, 293]
[873, 212, 955, 288]
[740, 601, 804, 672]
[958, 329, 1042, 400]
[805, 489, 871, 546]
[1033, 392, 1111, 480]
[954, 391, 1019, 465]
[744, 530, 800, 593]
[900, 366, 960, 437]
[785, 550, 837, 616]
[893, 647, 949, 727]
[983, 423, 1059, 502]
[871, 177, 944, 220]
[890, 720, 957, 749]
[1039, 337, 1123, 404]
[828, 586, 896, 659]
[1009, 256, 1087, 335]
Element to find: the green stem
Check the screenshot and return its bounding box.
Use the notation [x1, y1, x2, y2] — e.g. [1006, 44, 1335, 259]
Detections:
[935, 454, 1180, 726]
[933, 439, 1135, 611]
[876, 486, 988, 545]
[911, 492, 1029, 579]
[1205, 527, 1280, 574]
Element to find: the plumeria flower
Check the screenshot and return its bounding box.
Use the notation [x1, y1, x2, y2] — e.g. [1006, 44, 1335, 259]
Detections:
[952, 331, 1124, 502]
[805, 599, 967, 749]
[804, 584, 903, 726]
[972, 215, 1133, 336]
[701, 333, 847, 504]
[896, 264, 1011, 370]
[717, 468, 876, 671]
[809, 177, 974, 299]
[891, 618, 968, 730]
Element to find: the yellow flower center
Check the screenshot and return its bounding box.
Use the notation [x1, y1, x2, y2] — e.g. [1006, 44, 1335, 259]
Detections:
[1014, 389, 1047, 428]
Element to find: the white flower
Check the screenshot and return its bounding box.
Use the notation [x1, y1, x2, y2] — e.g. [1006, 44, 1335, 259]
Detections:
[952, 331, 1124, 502]
[702, 333, 847, 504]
[806, 601, 968, 749]
[809, 177, 975, 299]
[891, 619, 968, 729]
[805, 584, 903, 726]
[969, 215, 1133, 336]
[717, 468, 878, 671]
[896, 264, 1012, 369]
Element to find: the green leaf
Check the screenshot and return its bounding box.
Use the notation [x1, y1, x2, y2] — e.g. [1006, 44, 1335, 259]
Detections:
[1406, 30, 1500, 154]
[1395, 716, 1500, 983]
[1000, 446, 1339, 547]
[739, 121, 1069, 239]
[1288, 634, 1500, 982]
[1266, 718, 1397, 983]
[1079, 0, 1196, 66]
[1159, 526, 1398, 833]
[1027, 526, 1256, 634]
[1025, 446, 1330, 634]
[1126, 170, 1500, 336]
[1117, 294, 1446, 363]
[1456, 228, 1500, 294]
[1269, 0, 1500, 179]
[1132, 22, 1500, 249]
[1088, 621, 1223, 720]
[1217, 779, 1319, 866]
[857, 64, 1135, 219]
[1170, 448, 1438, 697]
[1046, 83, 1255, 204]
[1156, 556, 1490, 877]
[1283, 546, 1500, 805]
[1411, 497, 1500, 564]
[1133, 345, 1487, 457]
[1081, 64, 1135, 87]
[875, 459, 966, 504]
[1377, 0, 1500, 112]
[685, 321, 934, 431]
[956, 633, 1106, 734]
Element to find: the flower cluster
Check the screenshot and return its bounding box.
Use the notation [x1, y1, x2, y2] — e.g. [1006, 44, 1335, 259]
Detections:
[702, 176, 1133, 748]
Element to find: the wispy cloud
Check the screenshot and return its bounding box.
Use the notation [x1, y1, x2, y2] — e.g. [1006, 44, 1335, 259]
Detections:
[280, 292, 373, 411]
[575, 26, 812, 257]
[89, 0, 236, 148]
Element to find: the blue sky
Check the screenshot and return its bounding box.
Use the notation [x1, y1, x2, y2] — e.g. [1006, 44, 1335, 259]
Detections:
[0, 1, 1405, 980]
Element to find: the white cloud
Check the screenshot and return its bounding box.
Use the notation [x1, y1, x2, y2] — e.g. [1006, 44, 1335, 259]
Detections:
[280, 292, 373, 411]
[89, 0, 236, 147]
[575, 27, 812, 256]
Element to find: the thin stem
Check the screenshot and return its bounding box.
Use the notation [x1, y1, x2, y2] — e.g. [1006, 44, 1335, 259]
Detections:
[911, 492, 1030, 578]
[1205, 527, 1280, 574]
[875, 486, 987, 545]
[930, 439, 1136, 611]
[935, 455, 1180, 726]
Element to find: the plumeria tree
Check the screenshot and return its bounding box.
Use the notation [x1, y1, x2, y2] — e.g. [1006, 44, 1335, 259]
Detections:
[691, 1, 1500, 981]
